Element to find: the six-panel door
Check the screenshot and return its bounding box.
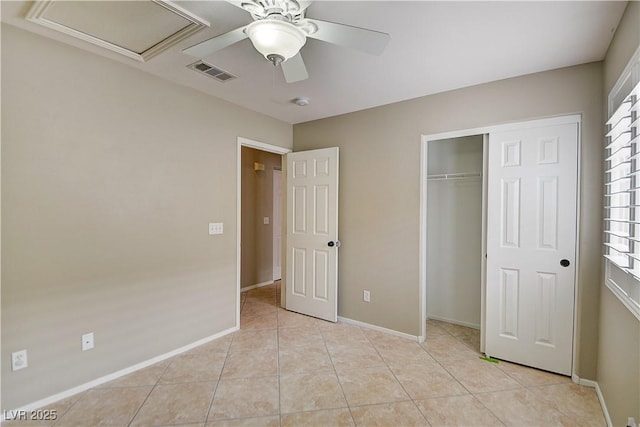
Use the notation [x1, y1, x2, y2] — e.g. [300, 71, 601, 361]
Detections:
[285, 147, 339, 322]
[486, 123, 578, 375]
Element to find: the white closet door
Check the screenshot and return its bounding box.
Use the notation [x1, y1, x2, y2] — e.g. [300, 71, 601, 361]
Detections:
[485, 121, 578, 375]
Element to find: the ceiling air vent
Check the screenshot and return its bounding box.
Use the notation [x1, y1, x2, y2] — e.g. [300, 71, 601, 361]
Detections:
[188, 61, 237, 82]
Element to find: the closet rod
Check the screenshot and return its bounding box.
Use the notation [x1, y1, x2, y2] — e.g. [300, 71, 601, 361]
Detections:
[427, 172, 482, 181]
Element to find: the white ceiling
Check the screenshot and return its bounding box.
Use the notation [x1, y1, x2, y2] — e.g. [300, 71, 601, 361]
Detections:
[2, 1, 628, 124]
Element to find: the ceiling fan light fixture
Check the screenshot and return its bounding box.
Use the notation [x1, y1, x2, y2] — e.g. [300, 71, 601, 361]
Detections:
[246, 20, 306, 65]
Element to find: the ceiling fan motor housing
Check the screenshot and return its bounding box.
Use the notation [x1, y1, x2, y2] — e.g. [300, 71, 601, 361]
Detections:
[244, 0, 306, 23]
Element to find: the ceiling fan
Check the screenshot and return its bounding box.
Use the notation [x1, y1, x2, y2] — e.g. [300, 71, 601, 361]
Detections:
[183, 0, 391, 83]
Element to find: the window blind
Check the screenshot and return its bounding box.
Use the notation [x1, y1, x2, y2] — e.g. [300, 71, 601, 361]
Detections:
[605, 81, 640, 276]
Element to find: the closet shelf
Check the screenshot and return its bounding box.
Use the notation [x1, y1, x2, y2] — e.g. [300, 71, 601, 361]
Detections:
[427, 172, 482, 181]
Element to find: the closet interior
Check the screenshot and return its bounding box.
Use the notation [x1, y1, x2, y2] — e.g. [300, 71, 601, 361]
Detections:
[426, 134, 485, 330]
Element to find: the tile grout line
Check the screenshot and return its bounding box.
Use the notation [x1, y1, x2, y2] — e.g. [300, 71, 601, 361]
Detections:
[240, 283, 284, 424]
[318, 323, 359, 426]
[201, 353, 229, 425]
[203, 302, 241, 425]
[424, 322, 509, 426]
[125, 355, 174, 427]
[362, 328, 432, 426]
[48, 391, 86, 427]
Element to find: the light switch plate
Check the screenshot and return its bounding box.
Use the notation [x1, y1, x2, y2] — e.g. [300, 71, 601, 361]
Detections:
[263, 217, 269, 225]
[208, 223, 223, 235]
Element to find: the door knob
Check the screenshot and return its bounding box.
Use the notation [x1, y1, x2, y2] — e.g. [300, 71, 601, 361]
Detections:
[327, 241, 341, 248]
[328, 241, 335, 247]
[560, 259, 570, 267]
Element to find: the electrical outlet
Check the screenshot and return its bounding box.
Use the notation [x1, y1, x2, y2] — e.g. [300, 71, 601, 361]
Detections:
[82, 332, 94, 351]
[363, 290, 371, 302]
[11, 350, 28, 371]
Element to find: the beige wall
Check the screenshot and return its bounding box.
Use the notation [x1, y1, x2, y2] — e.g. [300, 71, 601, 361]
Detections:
[294, 61, 604, 379]
[599, 2, 640, 425]
[241, 147, 282, 289]
[1, 24, 292, 410]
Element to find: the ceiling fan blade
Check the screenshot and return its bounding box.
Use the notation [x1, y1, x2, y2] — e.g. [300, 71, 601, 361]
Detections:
[183, 26, 248, 58]
[226, 0, 264, 16]
[292, 1, 313, 13]
[281, 53, 309, 83]
[224, 0, 246, 9]
[306, 18, 390, 55]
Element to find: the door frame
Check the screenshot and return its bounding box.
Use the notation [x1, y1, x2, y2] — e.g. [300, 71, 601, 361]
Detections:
[273, 169, 282, 281]
[236, 137, 290, 328]
[419, 114, 582, 377]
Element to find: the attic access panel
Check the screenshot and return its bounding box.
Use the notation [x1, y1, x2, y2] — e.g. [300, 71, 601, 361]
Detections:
[26, 0, 209, 62]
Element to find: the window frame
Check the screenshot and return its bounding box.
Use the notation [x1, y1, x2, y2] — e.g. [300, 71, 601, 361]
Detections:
[604, 46, 640, 321]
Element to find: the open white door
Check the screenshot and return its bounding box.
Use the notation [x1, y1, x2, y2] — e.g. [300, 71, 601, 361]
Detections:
[485, 121, 578, 375]
[285, 147, 339, 322]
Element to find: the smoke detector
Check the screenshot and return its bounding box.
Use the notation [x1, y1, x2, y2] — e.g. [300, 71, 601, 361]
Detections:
[293, 97, 310, 106]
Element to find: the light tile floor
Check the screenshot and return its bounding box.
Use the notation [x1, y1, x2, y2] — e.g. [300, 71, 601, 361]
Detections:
[3, 282, 605, 426]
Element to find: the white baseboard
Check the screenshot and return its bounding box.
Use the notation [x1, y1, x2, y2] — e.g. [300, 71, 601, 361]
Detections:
[427, 315, 481, 330]
[241, 281, 274, 292]
[2, 326, 238, 420]
[595, 382, 613, 427]
[571, 375, 612, 427]
[572, 374, 598, 388]
[338, 316, 419, 342]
